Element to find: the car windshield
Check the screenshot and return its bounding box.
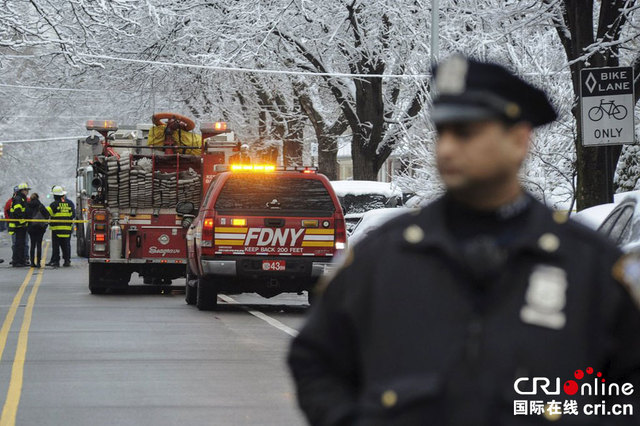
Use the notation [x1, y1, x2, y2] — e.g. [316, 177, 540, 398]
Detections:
[349, 208, 408, 244]
[598, 200, 635, 245]
[339, 193, 397, 215]
[215, 174, 335, 216]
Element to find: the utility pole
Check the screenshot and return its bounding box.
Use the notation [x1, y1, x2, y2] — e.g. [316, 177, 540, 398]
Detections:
[430, 0, 439, 65]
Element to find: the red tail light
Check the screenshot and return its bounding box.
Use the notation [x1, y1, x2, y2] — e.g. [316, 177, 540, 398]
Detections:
[91, 210, 109, 256]
[201, 216, 215, 255]
[334, 214, 347, 252]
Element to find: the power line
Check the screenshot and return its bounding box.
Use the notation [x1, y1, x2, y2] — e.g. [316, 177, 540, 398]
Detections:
[79, 53, 432, 79]
[0, 82, 138, 93]
[0, 136, 85, 144]
[4, 115, 100, 119]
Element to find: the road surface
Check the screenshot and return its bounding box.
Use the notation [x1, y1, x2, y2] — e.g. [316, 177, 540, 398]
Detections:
[0, 231, 308, 426]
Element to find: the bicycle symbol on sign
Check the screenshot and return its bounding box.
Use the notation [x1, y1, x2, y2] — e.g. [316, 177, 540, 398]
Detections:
[588, 99, 628, 121]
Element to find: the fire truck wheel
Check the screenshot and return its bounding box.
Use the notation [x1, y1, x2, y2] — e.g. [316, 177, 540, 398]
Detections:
[152, 112, 196, 131]
[196, 277, 218, 311]
[185, 265, 197, 305]
[77, 223, 87, 258]
[185, 281, 197, 305]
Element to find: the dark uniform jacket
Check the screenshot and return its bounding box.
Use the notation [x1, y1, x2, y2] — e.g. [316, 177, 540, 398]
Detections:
[8, 193, 28, 234]
[288, 195, 640, 426]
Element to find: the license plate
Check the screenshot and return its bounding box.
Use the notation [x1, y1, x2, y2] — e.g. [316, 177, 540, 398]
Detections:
[262, 260, 286, 271]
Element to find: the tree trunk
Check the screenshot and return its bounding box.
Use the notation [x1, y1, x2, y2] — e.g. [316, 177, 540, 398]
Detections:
[351, 77, 385, 180]
[258, 110, 267, 140]
[351, 134, 378, 180]
[295, 86, 346, 180]
[317, 135, 339, 180]
[283, 117, 304, 167]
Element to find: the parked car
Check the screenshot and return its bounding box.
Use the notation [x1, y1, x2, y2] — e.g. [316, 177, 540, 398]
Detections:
[330, 180, 403, 234]
[571, 203, 616, 230]
[348, 208, 410, 247]
[596, 193, 640, 250]
[404, 193, 432, 209]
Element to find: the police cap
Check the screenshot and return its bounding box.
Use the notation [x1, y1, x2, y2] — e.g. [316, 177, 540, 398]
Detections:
[431, 55, 557, 127]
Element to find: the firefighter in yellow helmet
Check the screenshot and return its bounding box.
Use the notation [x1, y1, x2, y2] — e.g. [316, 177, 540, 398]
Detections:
[9, 182, 30, 267]
[46, 186, 75, 267]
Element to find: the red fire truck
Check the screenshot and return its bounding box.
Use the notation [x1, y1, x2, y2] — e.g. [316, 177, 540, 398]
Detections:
[81, 114, 236, 293]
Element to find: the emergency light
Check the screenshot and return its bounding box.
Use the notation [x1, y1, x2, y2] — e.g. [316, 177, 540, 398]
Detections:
[229, 164, 276, 172]
[231, 218, 247, 226]
[215, 165, 316, 173]
[201, 121, 228, 134]
[86, 120, 118, 132]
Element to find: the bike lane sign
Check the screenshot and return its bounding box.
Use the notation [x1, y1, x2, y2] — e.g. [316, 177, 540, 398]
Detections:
[580, 66, 635, 146]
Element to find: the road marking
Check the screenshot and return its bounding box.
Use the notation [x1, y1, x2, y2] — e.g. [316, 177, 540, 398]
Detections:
[0, 268, 35, 362]
[218, 295, 299, 337]
[0, 243, 48, 426]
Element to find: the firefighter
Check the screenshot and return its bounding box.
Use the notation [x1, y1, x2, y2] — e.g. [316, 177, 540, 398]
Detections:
[46, 186, 74, 267]
[9, 183, 30, 267]
[288, 56, 640, 425]
[230, 143, 251, 164]
[5, 185, 29, 264]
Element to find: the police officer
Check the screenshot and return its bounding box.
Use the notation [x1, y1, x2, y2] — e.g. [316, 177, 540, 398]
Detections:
[288, 56, 640, 426]
[46, 185, 75, 267]
[9, 183, 30, 267]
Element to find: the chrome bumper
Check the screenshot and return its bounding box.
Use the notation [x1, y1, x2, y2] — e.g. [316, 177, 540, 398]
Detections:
[311, 262, 333, 277]
[201, 260, 237, 276]
[200, 260, 333, 277]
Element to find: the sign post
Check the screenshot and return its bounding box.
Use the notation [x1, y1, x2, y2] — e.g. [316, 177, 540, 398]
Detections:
[580, 67, 635, 146]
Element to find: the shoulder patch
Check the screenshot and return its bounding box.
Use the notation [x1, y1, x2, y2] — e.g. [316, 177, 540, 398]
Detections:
[612, 254, 640, 308]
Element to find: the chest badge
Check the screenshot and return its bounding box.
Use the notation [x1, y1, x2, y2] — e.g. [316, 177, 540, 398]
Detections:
[520, 265, 567, 330]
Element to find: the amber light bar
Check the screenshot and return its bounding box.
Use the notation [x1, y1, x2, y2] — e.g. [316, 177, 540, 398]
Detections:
[229, 164, 276, 172]
[201, 121, 228, 134]
[86, 120, 118, 132]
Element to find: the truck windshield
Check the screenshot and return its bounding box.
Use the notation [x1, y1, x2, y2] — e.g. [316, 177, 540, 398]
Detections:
[215, 175, 335, 216]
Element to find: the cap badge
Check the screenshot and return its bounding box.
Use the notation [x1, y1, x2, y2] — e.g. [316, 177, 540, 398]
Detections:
[505, 102, 521, 119]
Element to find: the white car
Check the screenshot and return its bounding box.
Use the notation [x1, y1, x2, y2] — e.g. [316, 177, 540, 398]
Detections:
[348, 208, 410, 247]
[571, 203, 616, 230]
[330, 180, 403, 233]
[593, 191, 640, 250]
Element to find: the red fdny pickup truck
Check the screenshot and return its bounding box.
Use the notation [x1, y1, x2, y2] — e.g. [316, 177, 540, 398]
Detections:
[184, 164, 347, 310]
